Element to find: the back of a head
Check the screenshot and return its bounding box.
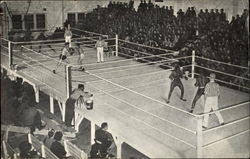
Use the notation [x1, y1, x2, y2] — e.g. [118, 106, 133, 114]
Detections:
[19, 141, 32, 155]
[48, 129, 55, 138]
[54, 131, 63, 141]
[78, 84, 85, 90]
[101, 122, 108, 129]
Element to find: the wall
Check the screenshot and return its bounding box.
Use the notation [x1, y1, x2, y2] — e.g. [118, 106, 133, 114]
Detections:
[2, 0, 249, 33]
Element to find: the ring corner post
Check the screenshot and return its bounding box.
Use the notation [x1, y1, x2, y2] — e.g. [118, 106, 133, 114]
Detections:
[192, 50, 195, 79]
[115, 34, 118, 56]
[196, 115, 203, 158]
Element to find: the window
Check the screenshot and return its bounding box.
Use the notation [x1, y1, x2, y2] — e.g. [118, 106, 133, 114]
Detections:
[36, 14, 45, 29]
[78, 13, 85, 23]
[12, 15, 22, 29]
[68, 13, 76, 27]
[24, 14, 34, 29]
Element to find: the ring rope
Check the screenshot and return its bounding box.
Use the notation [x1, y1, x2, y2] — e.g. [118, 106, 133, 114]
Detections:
[193, 73, 249, 90]
[195, 56, 249, 70]
[71, 27, 108, 37]
[22, 46, 69, 65]
[118, 46, 178, 57]
[9, 37, 93, 44]
[72, 51, 176, 67]
[85, 70, 197, 117]
[203, 116, 250, 133]
[22, 54, 65, 78]
[202, 129, 249, 148]
[197, 101, 250, 116]
[195, 65, 249, 80]
[86, 65, 191, 83]
[87, 83, 196, 134]
[103, 103, 196, 148]
[118, 39, 178, 53]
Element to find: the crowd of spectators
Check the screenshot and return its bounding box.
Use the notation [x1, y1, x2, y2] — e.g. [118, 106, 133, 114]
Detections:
[73, 0, 248, 91]
[1, 69, 46, 133]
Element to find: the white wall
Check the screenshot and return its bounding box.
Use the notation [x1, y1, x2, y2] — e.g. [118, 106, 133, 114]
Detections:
[3, 0, 249, 32]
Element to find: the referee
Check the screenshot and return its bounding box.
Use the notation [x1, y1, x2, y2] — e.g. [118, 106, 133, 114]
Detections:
[95, 36, 105, 63]
[203, 73, 224, 129]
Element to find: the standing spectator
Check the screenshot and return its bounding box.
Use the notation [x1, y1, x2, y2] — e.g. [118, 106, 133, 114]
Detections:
[203, 73, 224, 129]
[16, 94, 46, 134]
[19, 141, 41, 159]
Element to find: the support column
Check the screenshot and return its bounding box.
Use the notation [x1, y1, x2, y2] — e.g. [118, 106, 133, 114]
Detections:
[115, 34, 118, 56]
[41, 144, 45, 158]
[50, 96, 54, 114]
[8, 41, 13, 69]
[62, 102, 66, 122]
[65, 65, 72, 99]
[196, 116, 203, 158]
[34, 86, 39, 103]
[91, 122, 95, 145]
[191, 50, 195, 79]
[116, 137, 123, 159]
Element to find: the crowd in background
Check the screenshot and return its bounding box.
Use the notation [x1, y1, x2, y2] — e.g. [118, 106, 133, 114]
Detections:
[5, 0, 249, 91]
[74, 0, 249, 90]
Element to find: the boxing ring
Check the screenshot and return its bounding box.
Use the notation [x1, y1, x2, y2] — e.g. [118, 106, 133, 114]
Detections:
[1, 28, 249, 158]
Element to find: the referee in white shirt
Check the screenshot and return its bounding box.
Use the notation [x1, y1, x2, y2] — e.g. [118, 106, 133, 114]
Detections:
[95, 36, 105, 63]
[203, 73, 224, 129]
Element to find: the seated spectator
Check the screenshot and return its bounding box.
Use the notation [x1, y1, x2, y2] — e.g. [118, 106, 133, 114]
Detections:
[19, 141, 41, 159]
[16, 94, 46, 133]
[50, 131, 74, 159]
[43, 129, 55, 149]
[95, 122, 115, 157]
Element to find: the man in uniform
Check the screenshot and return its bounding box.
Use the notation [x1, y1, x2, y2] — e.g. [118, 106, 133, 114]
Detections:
[166, 64, 187, 103]
[190, 73, 209, 113]
[95, 36, 105, 63]
[203, 73, 224, 129]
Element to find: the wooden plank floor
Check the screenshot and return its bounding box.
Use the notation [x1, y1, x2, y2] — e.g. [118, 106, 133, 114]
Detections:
[1, 44, 249, 158]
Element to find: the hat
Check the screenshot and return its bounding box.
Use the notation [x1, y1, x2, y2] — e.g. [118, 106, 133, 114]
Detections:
[78, 84, 85, 89]
[209, 73, 216, 79]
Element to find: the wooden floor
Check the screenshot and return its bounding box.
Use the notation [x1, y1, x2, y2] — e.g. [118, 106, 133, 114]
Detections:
[1, 43, 249, 158]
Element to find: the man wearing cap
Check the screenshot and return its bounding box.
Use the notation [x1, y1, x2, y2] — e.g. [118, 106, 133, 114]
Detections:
[65, 84, 86, 126]
[95, 36, 105, 63]
[203, 73, 224, 129]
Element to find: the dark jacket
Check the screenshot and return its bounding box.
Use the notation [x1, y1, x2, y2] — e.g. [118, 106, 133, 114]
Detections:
[195, 75, 209, 88]
[50, 141, 67, 159]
